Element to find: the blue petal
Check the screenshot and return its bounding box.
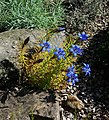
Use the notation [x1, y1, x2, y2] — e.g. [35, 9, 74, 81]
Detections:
[74, 78, 79, 82]
[78, 33, 82, 38]
[72, 80, 75, 85]
[67, 79, 71, 83]
[42, 47, 46, 51]
[39, 43, 44, 47]
[82, 32, 86, 35]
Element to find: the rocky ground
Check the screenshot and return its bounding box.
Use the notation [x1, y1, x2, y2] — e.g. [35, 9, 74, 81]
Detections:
[60, 0, 109, 119]
[0, 0, 109, 120]
[64, 0, 109, 34]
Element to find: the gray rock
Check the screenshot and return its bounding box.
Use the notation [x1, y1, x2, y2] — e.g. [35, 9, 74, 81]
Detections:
[0, 91, 60, 120]
[31, 92, 60, 120]
[0, 29, 66, 120]
[0, 28, 65, 62]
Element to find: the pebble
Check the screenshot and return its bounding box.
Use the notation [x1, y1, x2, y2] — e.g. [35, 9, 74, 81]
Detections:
[73, 87, 77, 91]
[93, 107, 96, 113]
[93, 115, 97, 120]
[81, 114, 86, 118]
[66, 118, 70, 120]
[70, 90, 74, 94]
[81, 110, 84, 114]
[63, 116, 67, 120]
[89, 107, 93, 112]
[81, 92, 85, 95]
[12, 45, 16, 49]
[84, 107, 89, 113]
[61, 89, 66, 94]
[7, 115, 10, 120]
[84, 99, 88, 104]
[67, 113, 73, 118]
[96, 113, 100, 117]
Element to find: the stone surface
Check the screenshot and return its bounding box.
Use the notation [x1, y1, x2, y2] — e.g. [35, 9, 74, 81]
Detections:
[0, 91, 60, 120]
[0, 28, 65, 62]
[0, 29, 65, 120]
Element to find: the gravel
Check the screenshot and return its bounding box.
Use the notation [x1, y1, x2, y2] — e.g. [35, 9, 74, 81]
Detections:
[60, 0, 109, 119]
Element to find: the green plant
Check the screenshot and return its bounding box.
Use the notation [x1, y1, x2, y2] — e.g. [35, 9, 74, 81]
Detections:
[29, 110, 35, 120]
[18, 29, 91, 90]
[0, 0, 65, 31]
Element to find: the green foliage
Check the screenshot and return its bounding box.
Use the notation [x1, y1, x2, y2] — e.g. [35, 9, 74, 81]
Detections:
[18, 30, 82, 90]
[0, 0, 65, 31]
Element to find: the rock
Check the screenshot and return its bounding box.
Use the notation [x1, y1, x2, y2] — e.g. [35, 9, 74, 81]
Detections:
[60, 107, 67, 120]
[67, 95, 84, 110]
[31, 92, 60, 120]
[93, 115, 97, 120]
[0, 28, 65, 62]
[0, 91, 60, 120]
[0, 29, 66, 120]
[66, 118, 70, 120]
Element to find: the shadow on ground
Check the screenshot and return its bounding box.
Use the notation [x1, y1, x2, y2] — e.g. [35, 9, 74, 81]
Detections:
[77, 27, 109, 108]
[0, 59, 20, 104]
[0, 59, 19, 90]
[0, 59, 39, 104]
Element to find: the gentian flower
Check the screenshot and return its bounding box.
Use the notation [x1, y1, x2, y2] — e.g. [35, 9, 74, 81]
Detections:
[82, 63, 91, 76]
[54, 48, 66, 60]
[67, 72, 79, 85]
[78, 32, 88, 40]
[66, 65, 75, 77]
[39, 41, 52, 52]
[67, 65, 75, 73]
[70, 45, 83, 57]
[67, 72, 78, 80]
[66, 65, 79, 85]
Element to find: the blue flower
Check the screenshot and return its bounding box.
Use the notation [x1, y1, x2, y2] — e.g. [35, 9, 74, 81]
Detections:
[66, 71, 74, 78]
[67, 72, 79, 85]
[54, 48, 66, 60]
[67, 65, 75, 73]
[82, 63, 91, 76]
[66, 65, 79, 85]
[72, 80, 76, 85]
[78, 32, 88, 40]
[67, 79, 71, 83]
[70, 45, 83, 57]
[39, 41, 52, 52]
[67, 78, 76, 85]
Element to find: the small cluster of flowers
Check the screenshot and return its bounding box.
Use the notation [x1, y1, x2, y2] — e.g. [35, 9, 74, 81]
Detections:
[39, 32, 91, 86]
[66, 65, 79, 85]
[66, 63, 91, 85]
